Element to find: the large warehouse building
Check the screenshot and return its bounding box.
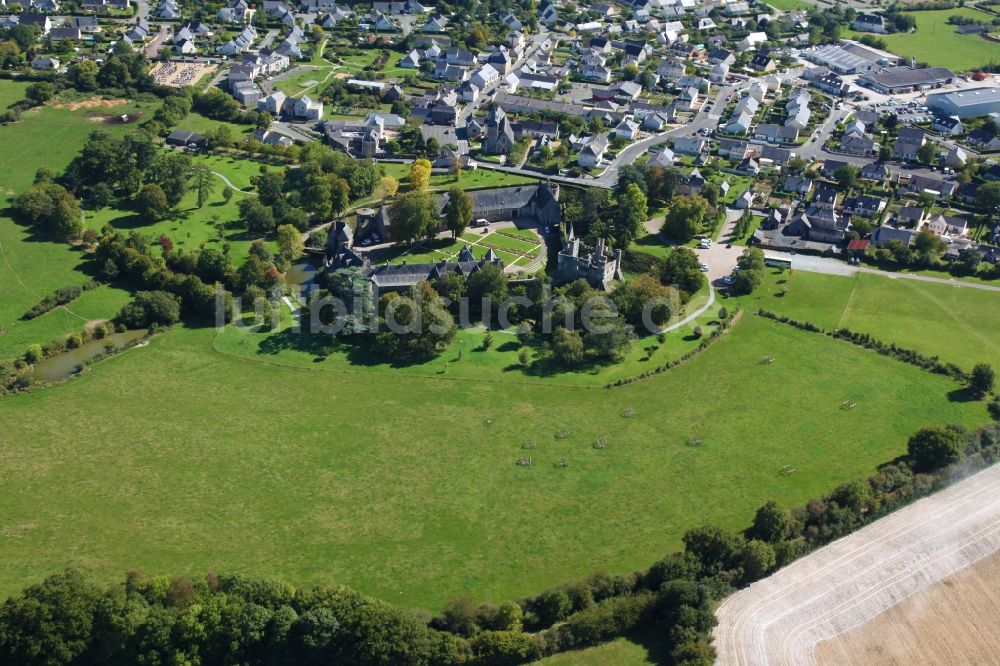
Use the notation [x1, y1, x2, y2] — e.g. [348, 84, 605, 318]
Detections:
[858, 65, 955, 93]
[927, 87, 1000, 118]
[803, 40, 900, 74]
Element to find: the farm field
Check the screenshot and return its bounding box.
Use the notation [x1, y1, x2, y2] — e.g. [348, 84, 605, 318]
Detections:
[714, 463, 1000, 665]
[846, 8, 1000, 71]
[741, 270, 1000, 371]
[816, 549, 1000, 665]
[0, 313, 986, 609]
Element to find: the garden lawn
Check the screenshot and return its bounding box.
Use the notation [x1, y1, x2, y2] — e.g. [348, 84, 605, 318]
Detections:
[273, 66, 336, 98]
[0, 314, 985, 609]
[380, 163, 539, 191]
[847, 8, 1000, 71]
[0, 99, 158, 358]
[740, 269, 1000, 372]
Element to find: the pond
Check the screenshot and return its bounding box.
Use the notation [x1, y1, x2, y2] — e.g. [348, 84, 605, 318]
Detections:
[32, 329, 148, 383]
[284, 258, 318, 288]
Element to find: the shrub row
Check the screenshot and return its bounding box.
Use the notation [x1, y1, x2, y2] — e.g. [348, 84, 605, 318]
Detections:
[605, 309, 742, 388]
[757, 309, 967, 382]
[21, 282, 97, 320]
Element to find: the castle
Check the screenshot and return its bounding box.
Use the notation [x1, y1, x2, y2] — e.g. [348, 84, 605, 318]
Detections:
[555, 227, 623, 290]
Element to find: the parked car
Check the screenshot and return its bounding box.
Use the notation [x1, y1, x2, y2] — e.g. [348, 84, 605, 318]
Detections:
[700, 263, 710, 272]
[473, 218, 489, 227]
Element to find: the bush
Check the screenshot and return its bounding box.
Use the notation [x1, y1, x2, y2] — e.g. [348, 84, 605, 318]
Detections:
[117, 291, 182, 328]
[907, 426, 966, 472]
[22, 285, 91, 320]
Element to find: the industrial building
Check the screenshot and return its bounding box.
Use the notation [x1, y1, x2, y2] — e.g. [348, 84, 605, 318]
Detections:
[803, 40, 899, 75]
[927, 87, 1000, 119]
[858, 65, 955, 93]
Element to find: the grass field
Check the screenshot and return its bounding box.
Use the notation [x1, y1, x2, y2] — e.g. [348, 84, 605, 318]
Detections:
[847, 8, 1000, 71]
[0, 312, 985, 610]
[379, 162, 539, 191]
[0, 79, 29, 110]
[742, 270, 1000, 371]
[0, 98, 159, 359]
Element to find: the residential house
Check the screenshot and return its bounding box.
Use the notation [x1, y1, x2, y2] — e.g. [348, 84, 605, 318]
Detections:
[843, 195, 886, 218]
[932, 115, 964, 137]
[905, 174, 957, 198]
[860, 162, 891, 181]
[783, 175, 813, 196]
[647, 146, 675, 167]
[872, 225, 916, 247]
[725, 111, 753, 135]
[896, 205, 926, 227]
[892, 127, 926, 161]
[841, 135, 878, 157]
[674, 136, 707, 156]
[578, 134, 609, 168]
[946, 146, 968, 168]
[967, 128, 1000, 150]
[926, 213, 968, 237]
[30, 55, 59, 70]
[852, 13, 886, 33]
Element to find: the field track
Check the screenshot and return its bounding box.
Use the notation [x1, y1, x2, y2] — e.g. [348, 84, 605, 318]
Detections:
[714, 463, 1000, 665]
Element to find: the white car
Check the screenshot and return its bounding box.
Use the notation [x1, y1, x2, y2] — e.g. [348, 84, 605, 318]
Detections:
[474, 218, 490, 227]
[700, 263, 710, 272]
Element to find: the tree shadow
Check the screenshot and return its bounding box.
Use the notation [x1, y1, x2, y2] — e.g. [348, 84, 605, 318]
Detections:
[947, 387, 978, 403]
[253, 325, 438, 368]
[497, 340, 519, 353]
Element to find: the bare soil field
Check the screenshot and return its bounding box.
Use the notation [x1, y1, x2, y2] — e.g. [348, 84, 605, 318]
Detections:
[816, 549, 1000, 665]
[52, 98, 128, 111]
[714, 464, 1000, 666]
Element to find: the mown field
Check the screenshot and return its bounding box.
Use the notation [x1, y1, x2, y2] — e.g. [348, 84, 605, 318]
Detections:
[0, 310, 986, 611]
[0, 79, 28, 110]
[847, 8, 1000, 71]
[741, 270, 1000, 372]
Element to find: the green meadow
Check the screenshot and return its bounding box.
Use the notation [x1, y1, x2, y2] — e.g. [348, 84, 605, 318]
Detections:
[0, 312, 985, 609]
[847, 8, 1000, 71]
[0, 95, 158, 358]
[743, 270, 1000, 372]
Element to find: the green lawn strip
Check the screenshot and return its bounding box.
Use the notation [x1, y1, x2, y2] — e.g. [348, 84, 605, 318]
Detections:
[0, 314, 984, 609]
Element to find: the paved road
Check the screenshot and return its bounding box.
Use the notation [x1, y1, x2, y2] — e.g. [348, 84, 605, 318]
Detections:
[455, 29, 554, 154]
[258, 29, 279, 50]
